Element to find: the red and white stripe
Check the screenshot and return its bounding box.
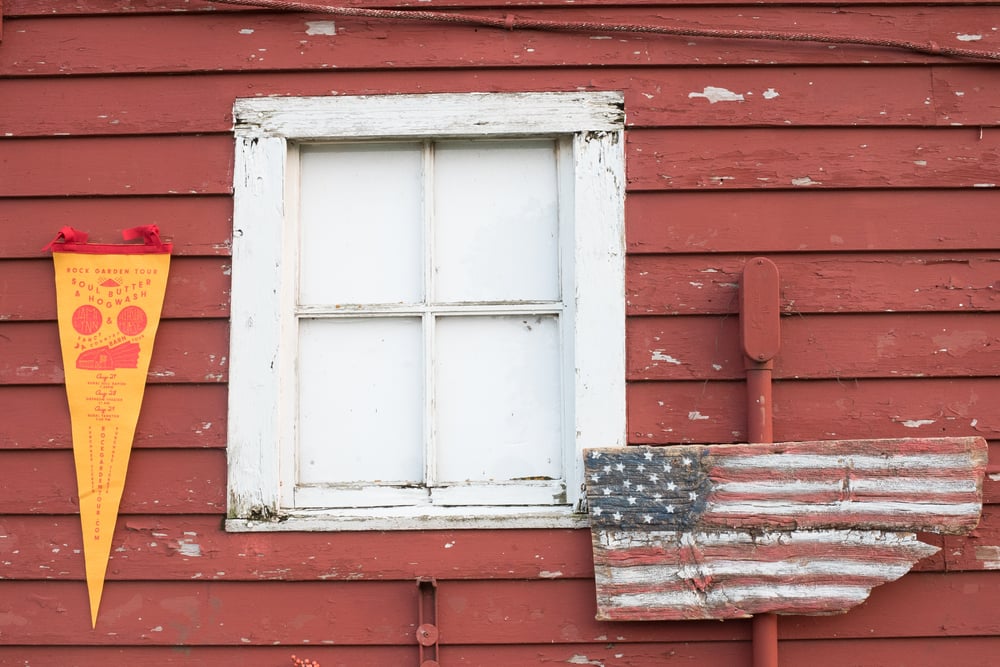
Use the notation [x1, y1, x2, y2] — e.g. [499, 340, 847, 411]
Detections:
[592, 528, 939, 620]
[699, 438, 985, 533]
[588, 437, 987, 621]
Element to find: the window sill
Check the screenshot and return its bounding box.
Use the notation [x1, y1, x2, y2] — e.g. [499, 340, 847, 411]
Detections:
[225, 505, 590, 532]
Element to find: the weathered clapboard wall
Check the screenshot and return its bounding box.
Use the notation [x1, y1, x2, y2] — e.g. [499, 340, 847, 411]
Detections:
[1, 0, 999, 664]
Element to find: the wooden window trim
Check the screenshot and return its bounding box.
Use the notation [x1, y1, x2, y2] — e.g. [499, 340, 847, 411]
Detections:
[226, 92, 626, 532]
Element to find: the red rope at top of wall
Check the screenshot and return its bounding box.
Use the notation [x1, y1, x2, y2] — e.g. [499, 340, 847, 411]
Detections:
[209, 0, 1000, 62]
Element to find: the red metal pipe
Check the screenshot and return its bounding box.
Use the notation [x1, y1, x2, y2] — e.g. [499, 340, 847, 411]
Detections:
[753, 612, 779, 667]
[741, 258, 781, 667]
[745, 366, 773, 445]
[747, 363, 778, 667]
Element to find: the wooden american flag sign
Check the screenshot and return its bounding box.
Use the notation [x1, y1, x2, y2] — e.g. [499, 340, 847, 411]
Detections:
[584, 436, 987, 621]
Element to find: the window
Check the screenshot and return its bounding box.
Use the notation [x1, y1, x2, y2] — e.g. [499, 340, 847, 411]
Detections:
[226, 92, 625, 530]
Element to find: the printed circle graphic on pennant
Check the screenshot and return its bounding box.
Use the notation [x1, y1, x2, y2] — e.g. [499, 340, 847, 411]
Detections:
[117, 305, 148, 336]
[72, 305, 103, 335]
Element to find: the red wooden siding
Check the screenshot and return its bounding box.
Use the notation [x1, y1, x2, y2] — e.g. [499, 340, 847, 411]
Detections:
[1, 1, 998, 664]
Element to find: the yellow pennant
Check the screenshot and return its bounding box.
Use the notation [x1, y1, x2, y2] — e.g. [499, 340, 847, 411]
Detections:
[46, 226, 172, 628]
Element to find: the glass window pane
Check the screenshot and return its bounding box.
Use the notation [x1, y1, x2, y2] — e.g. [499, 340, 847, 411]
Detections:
[299, 143, 424, 305]
[433, 140, 560, 303]
[434, 315, 563, 483]
[297, 317, 423, 484]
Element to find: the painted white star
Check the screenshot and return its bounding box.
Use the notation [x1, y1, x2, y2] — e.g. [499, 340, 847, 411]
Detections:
[603, 465, 612, 473]
[590, 473, 601, 483]
[643, 515, 653, 524]
[635, 484, 644, 493]
[593, 506, 603, 516]
[613, 512, 622, 521]
[627, 497, 637, 505]
[648, 473, 659, 483]
[615, 463, 626, 472]
[682, 456, 692, 467]
[653, 494, 663, 501]
[666, 481, 677, 491]
[603, 488, 612, 496]
[590, 451, 602, 459]
[622, 480, 632, 489]
[689, 491, 698, 501]
[644, 451, 654, 461]
[665, 505, 675, 513]
[636, 464, 645, 473]
[663, 463, 672, 473]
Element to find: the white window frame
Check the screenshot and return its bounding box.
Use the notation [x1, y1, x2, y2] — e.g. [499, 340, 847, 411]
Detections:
[226, 92, 626, 531]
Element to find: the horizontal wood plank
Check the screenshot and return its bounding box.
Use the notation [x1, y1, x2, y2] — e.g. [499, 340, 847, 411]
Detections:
[0, 516, 594, 581]
[3, 66, 1000, 137]
[7, 130, 1000, 198]
[779, 638, 1000, 667]
[780, 571, 1000, 639]
[0, 580, 418, 644]
[441, 573, 1000, 642]
[628, 377, 1000, 444]
[9, 0, 993, 13]
[457, 639, 1000, 667]
[628, 127, 1000, 190]
[0, 644, 748, 667]
[0, 136, 233, 197]
[0, 384, 227, 450]
[0, 257, 230, 320]
[0, 319, 229, 385]
[0, 579, 750, 645]
[0, 449, 225, 514]
[628, 252, 1000, 315]
[2, 572, 999, 647]
[3, 9, 999, 76]
[0, 197, 232, 258]
[626, 65, 1000, 129]
[627, 189, 1000, 254]
[6, 0, 245, 13]
[0, 646, 416, 666]
[4, 574, 996, 644]
[628, 313, 1000, 381]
